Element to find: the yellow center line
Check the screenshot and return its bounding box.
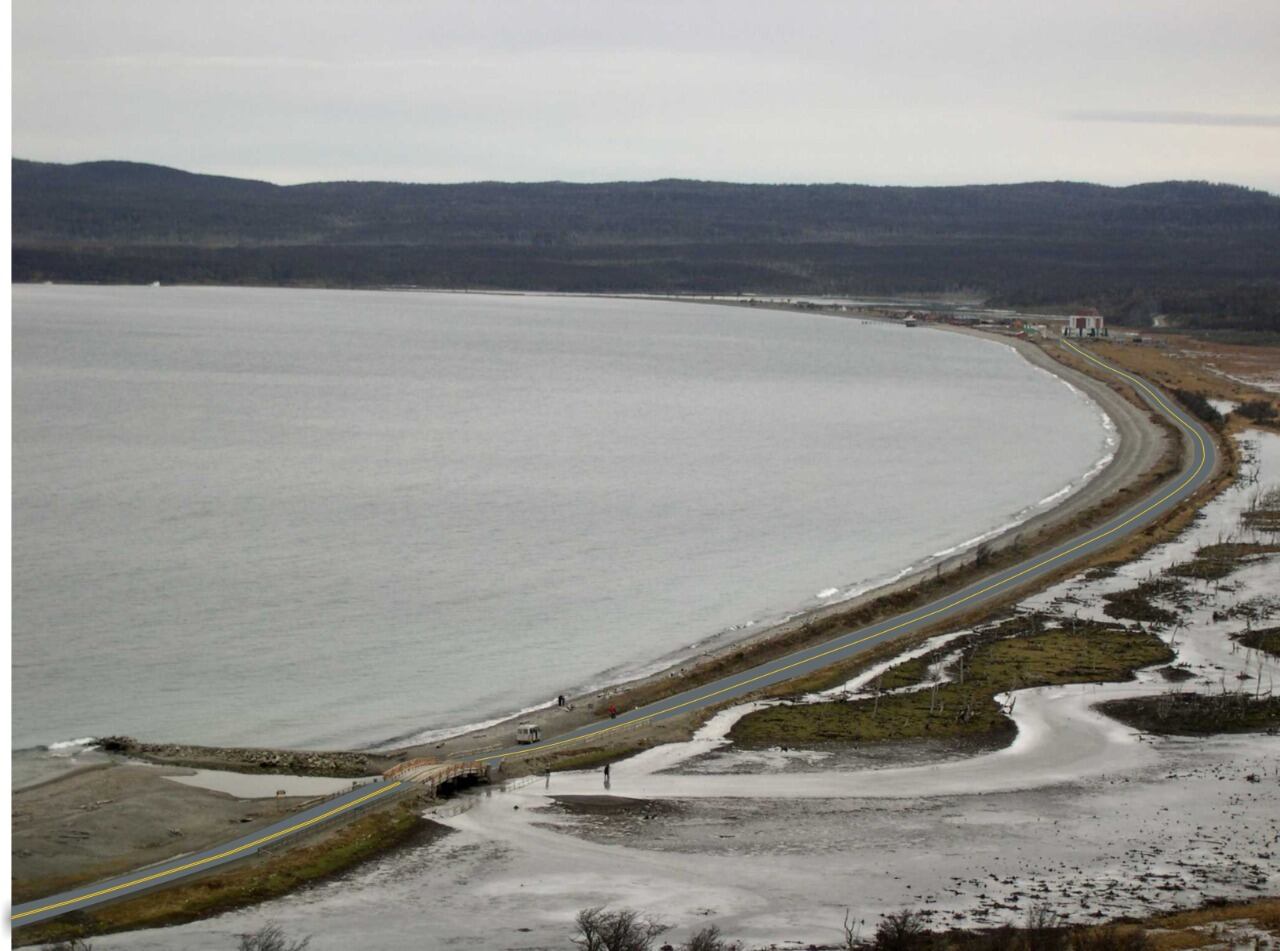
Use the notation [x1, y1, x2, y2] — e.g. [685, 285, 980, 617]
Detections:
[478, 340, 1209, 763]
[11, 781, 403, 923]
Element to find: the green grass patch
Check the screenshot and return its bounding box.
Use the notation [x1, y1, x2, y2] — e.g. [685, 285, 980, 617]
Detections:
[1099, 692, 1280, 735]
[729, 624, 1172, 747]
[868, 616, 1040, 694]
[1101, 578, 1186, 625]
[875, 652, 937, 691]
[1169, 542, 1280, 580]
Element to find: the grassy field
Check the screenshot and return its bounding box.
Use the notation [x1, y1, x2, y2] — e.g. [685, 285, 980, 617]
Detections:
[1169, 541, 1280, 580]
[1099, 692, 1280, 736]
[1100, 578, 1187, 625]
[1089, 337, 1280, 433]
[729, 621, 1173, 747]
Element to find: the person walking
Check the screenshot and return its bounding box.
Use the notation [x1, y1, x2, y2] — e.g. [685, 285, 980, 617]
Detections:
[603, 763, 611, 789]
[545, 767, 551, 789]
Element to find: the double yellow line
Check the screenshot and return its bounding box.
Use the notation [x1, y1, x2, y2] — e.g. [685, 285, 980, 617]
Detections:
[475, 339, 1210, 764]
[11, 781, 403, 924]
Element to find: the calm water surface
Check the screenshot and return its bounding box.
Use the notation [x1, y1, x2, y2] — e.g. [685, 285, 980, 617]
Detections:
[13, 286, 1110, 750]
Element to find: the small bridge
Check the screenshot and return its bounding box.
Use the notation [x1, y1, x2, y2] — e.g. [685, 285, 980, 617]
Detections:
[382, 758, 487, 794]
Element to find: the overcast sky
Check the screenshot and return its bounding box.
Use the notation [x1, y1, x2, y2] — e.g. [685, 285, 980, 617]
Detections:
[12, 1, 1280, 191]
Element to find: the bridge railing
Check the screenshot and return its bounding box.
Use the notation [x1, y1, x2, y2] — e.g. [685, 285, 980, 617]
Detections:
[384, 758, 487, 785]
[382, 757, 442, 780]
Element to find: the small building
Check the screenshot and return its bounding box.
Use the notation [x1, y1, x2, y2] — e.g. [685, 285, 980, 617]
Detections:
[1063, 309, 1107, 338]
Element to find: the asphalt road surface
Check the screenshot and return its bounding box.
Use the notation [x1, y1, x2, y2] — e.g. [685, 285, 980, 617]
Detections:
[11, 780, 405, 927]
[11, 339, 1216, 929]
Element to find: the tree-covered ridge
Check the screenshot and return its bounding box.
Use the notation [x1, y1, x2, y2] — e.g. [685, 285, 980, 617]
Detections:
[12, 159, 1280, 329]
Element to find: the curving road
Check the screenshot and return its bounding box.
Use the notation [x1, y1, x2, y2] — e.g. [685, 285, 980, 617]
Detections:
[460, 340, 1216, 765]
[11, 339, 1216, 929]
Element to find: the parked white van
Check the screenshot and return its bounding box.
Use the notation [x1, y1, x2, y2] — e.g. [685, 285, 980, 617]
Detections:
[515, 723, 541, 744]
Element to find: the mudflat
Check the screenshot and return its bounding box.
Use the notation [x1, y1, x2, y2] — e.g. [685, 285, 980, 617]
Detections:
[12, 763, 315, 903]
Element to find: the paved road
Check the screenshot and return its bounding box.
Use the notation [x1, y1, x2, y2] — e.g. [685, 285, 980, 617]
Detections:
[11, 340, 1215, 929]
[463, 340, 1216, 766]
[10, 780, 406, 927]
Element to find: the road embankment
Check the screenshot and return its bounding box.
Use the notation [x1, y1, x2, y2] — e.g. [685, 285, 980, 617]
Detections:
[417, 332, 1196, 769]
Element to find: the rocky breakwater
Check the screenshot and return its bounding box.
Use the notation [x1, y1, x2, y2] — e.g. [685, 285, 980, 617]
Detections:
[98, 736, 398, 778]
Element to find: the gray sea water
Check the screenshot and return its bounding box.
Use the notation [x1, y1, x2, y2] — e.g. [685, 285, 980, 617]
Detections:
[13, 286, 1111, 752]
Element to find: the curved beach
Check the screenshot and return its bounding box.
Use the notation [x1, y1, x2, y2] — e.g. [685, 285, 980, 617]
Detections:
[405, 326, 1176, 762]
[13, 288, 1125, 754]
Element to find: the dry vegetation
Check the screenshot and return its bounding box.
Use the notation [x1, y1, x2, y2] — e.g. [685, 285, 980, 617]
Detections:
[1236, 625, 1280, 658]
[1099, 692, 1280, 736]
[561, 897, 1280, 950]
[729, 619, 1172, 747]
[1168, 541, 1280, 580]
[1088, 337, 1280, 433]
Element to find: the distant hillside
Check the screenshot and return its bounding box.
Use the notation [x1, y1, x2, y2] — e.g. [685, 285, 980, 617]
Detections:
[12, 159, 1280, 329]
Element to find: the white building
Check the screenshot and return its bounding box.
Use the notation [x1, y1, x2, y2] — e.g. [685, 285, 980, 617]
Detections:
[1063, 313, 1106, 337]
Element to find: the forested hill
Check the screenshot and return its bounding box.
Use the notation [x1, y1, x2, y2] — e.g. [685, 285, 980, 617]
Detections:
[13, 158, 1280, 328]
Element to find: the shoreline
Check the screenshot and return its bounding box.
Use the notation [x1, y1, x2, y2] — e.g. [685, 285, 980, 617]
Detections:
[16, 317, 1155, 771]
[14, 317, 1263, 938]
[16, 290, 1117, 760]
[396, 328, 1179, 765]
[57, 324, 1178, 777]
[384, 334, 1124, 752]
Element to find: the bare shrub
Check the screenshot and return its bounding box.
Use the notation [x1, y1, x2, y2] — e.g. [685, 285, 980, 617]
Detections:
[236, 923, 311, 951]
[683, 924, 730, 951]
[874, 909, 931, 950]
[574, 906, 670, 951]
[1024, 903, 1068, 949]
[842, 909, 867, 949]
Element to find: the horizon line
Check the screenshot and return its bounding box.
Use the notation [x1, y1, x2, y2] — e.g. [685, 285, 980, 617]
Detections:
[12, 155, 1277, 197]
